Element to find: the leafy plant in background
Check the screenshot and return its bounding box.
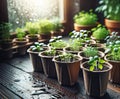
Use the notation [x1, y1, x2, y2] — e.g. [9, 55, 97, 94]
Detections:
[16, 28, 26, 41]
[83, 47, 98, 57]
[88, 56, 105, 71]
[0, 23, 12, 41]
[25, 22, 39, 36]
[73, 9, 98, 25]
[30, 42, 47, 52]
[92, 24, 109, 40]
[38, 19, 53, 34]
[51, 17, 63, 31]
[96, 0, 120, 21]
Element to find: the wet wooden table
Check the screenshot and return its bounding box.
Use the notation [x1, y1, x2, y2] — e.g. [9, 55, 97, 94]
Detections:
[0, 54, 120, 99]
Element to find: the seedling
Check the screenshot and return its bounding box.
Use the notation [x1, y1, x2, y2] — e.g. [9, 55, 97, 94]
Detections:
[83, 47, 98, 57]
[30, 42, 46, 52]
[88, 56, 105, 71]
[74, 9, 98, 25]
[16, 28, 26, 41]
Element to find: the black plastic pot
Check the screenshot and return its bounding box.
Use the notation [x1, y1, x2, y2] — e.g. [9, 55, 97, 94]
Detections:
[27, 48, 44, 73]
[81, 61, 112, 97]
[105, 55, 120, 85]
[53, 55, 82, 86]
[78, 51, 105, 63]
[39, 51, 57, 79]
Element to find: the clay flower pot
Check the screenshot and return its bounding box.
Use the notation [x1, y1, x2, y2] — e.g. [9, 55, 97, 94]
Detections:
[104, 55, 120, 85]
[53, 55, 82, 86]
[105, 19, 120, 35]
[74, 23, 96, 32]
[81, 61, 112, 97]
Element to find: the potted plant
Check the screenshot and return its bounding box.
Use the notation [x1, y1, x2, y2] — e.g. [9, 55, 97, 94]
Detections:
[39, 49, 62, 78]
[25, 22, 39, 42]
[96, 0, 120, 35]
[38, 19, 53, 40]
[69, 30, 96, 44]
[92, 24, 109, 43]
[85, 43, 105, 52]
[51, 17, 64, 37]
[53, 52, 82, 86]
[78, 47, 104, 63]
[104, 40, 120, 85]
[73, 10, 98, 31]
[48, 36, 68, 51]
[81, 56, 112, 97]
[64, 38, 84, 54]
[0, 23, 13, 58]
[13, 27, 28, 55]
[27, 42, 47, 72]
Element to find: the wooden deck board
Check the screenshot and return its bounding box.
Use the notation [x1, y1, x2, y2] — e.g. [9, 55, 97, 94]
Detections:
[0, 54, 120, 99]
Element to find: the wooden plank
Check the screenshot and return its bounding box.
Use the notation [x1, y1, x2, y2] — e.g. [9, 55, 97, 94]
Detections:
[0, 55, 120, 99]
[0, 84, 21, 99]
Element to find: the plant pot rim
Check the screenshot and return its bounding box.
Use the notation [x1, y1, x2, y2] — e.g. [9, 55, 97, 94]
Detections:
[52, 55, 82, 63]
[39, 51, 56, 58]
[13, 38, 27, 42]
[27, 48, 40, 54]
[63, 46, 83, 53]
[81, 61, 112, 73]
[26, 34, 39, 38]
[74, 23, 97, 27]
[104, 54, 120, 63]
[105, 18, 120, 23]
[78, 51, 104, 60]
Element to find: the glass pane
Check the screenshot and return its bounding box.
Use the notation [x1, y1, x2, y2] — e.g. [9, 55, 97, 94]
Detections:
[7, 0, 62, 30]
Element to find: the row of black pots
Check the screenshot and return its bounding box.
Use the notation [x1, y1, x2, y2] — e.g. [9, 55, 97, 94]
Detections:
[27, 47, 113, 97]
[27, 48, 82, 86]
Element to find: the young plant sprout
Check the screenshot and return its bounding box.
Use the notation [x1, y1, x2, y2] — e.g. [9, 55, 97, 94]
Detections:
[30, 42, 46, 52]
[83, 47, 98, 57]
[88, 56, 105, 71]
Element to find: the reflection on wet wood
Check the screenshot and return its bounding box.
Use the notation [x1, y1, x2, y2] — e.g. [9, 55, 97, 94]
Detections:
[0, 54, 120, 99]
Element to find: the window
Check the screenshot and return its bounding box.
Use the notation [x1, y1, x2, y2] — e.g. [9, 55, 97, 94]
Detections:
[7, 0, 64, 30]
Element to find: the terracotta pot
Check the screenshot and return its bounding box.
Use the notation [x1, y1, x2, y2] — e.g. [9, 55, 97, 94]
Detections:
[39, 33, 51, 40]
[27, 48, 44, 73]
[81, 61, 112, 97]
[104, 55, 120, 85]
[26, 34, 39, 42]
[53, 55, 82, 86]
[74, 23, 96, 32]
[39, 51, 57, 79]
[13, 38, 28, 55]
[105, 19, 120, 35]
[78, 51, 105, 63]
